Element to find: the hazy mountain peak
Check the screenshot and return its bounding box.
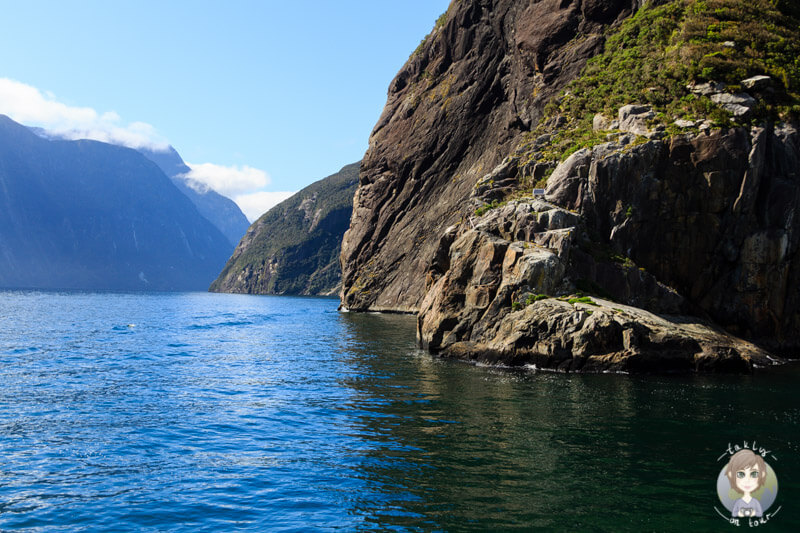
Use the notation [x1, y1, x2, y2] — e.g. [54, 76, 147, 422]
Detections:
[0, 114, 232, 291]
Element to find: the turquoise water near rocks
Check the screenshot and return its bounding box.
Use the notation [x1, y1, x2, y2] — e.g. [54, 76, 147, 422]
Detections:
[0, 290, 798, 531]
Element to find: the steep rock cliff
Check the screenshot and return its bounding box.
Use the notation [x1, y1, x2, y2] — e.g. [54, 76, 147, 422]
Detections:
[546, 125, 800, 353]
[211, 163, 359, 295]
[343, 0, 800, 372]
[341, 0, 644, 312]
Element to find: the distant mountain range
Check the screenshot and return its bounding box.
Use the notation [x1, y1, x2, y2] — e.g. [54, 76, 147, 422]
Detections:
[0, 114, 238, 291]
[210, 162, 359, 296]
[137, 146, 249, 248]
[29, 127, 250, 248]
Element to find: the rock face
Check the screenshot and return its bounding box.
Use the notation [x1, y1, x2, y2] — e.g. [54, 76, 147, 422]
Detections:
[342, 0, 800, 372]
[138, 146, 250, 247]
[340, 0, 642, 312]
[0, 115, 232, 291]
[555, 125, 800, 353]
[417, 194, 777, 373]
[210, 163, 359, 296]
[418, 122, 800, 371]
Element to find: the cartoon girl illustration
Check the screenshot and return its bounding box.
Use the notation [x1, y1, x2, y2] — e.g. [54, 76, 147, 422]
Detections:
[725, 449, 767, 517]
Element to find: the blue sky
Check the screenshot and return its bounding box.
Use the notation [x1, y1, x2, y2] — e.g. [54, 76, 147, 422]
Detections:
[0, 1, 450, 219]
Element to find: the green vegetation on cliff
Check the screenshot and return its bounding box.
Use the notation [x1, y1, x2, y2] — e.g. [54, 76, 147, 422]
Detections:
[210, 163, 359, 296]
[518, 0, 800, 180]
[570, 0, 800, 114]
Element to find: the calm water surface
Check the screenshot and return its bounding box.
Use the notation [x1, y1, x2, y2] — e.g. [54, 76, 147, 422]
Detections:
[0, 291, 798, 531]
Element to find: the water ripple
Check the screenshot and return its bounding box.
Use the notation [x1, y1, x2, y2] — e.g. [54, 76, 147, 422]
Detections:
[0, 291, 798, 531]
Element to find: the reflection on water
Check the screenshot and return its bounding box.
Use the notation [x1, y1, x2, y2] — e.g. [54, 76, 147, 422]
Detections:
[0, 291, 797, 531]
[337, 311, 800, 531]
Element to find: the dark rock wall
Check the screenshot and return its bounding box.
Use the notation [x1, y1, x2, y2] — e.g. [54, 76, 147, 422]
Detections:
[550, 125, 800, 352]
[415, 197, 774, 374]
[340, 0, 800, 371]
[340, 0, 640, 312]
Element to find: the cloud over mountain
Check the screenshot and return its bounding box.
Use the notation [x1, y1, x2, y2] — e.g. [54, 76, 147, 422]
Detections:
[181, 163, 294, 221]
[0, 78, 169, 151]
[233, 191, 296, 222]
[0, 77, 292, 220]
[182, 162, 271, 197]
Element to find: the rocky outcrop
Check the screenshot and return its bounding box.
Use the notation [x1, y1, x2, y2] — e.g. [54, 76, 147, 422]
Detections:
[422, 292, 773, 374]
[211, 163, 359, 296]
[416, 119, 800, 371]
[342, 0, 800, 372]
[340, 0, 642, 312]
[544, 124, 800, 353]
[417, 195, 781, 373]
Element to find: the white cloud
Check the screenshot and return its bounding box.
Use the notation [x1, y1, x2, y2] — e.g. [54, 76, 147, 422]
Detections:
[182, 163, 295, 220]
[234, 191, 296, 222]
[183, 162, 271, 198]
[0, 77, 290, 220]
[0, 78, 169, 150]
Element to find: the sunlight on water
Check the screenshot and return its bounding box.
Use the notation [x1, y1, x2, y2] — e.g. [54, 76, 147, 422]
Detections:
[0, 291, 797, 531]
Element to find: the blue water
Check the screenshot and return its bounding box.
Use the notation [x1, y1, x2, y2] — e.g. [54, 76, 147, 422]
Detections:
[0, 291, 798, 531]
